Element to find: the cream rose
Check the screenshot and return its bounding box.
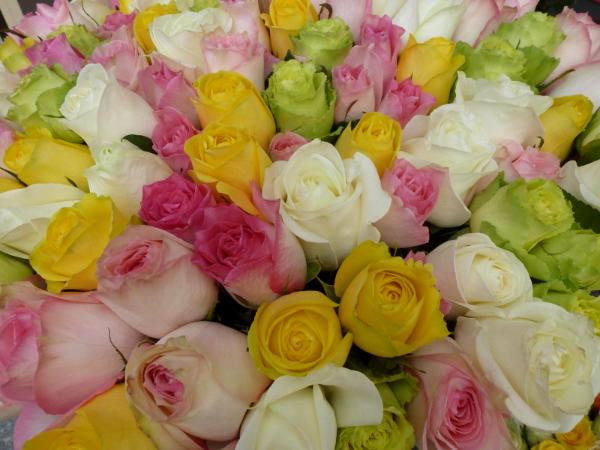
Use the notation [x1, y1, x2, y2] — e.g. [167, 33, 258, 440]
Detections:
[262, 140, 391, 270]
[455, 301, 600, 433]
[559, 159, 600, 212]
[427, 233, 533, 318]
[237, 365, 383, 450]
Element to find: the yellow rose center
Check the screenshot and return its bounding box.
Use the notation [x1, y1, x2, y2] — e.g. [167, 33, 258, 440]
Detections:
[273, 311, 325, 363]
[375, 271, 418, 314]
[270, 0, 310, 29]
[46, 210, 81, 251]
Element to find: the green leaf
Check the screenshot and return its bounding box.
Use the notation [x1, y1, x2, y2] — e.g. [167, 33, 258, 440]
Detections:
[306, 260, 321, 283]
[563, 190, 600, 233]
[122, 135, 155, 153]
[317, 277, 339, 302]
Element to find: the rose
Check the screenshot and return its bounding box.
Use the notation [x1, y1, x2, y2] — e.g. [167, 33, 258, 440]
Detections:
[456, 301, 600, 433]
[332, 58, 382, 123]
[314, 0, 371, 41]
[3, 129, 94, 191]
[291, 18, 353, 71]
[334, 240, 448, 357]
[261, 0, 317, 58]
[407, 339, 513, 450]
[248, 291, 352, 378]
[23, 385, 156, 450]
[375, 159, 444, 248]
[97, 225, 218, 338]
[0, 183, 83, 258]
[556, 418, 597, 450]
[90, 38, 148, 91]
[359, 14, 404, 82]
[560, 159, 600, 212]
[30, 193, 125, 293]
[85, 140, 172, 219]
[15, 0, 70, 38]
[335, 112, 401, 176]
[470, 179, 574, 253]
[50, 25, 103, 59]
[201, 32, 265, 90]
[139, 174, 215, 242]
[0, 65, 20, 118]
[379, 78, 436, 127]
[192, 200, 307, 306]
[194, 71, 275, 149]
[134, 3, 178, 53]
[126, 321, 271, 443]
[495, 141, 561, 182]
[372, 0, 466, 44]
[576, 109, 600, 163]
[23, 34, 84, 75]
[0, 254, 33, 284]
[0, 37, 31, 77]
[99, 11, 135, 35]
[426, 233, 533, 318]
[532, 442, 569, 450]
[237, 365, 383, 450]
[59, 64, 157, 147]
[268, 131, 308, 161]
[184, 123, 272, 216]
[262, 140, 390, 270]
[67, 0, 114, 31]
[396, 36, 465, 106]
[540, 95, 594, 161]
[264, 60, 336, 140]
[221, 0, 270, 49]
[545, 62, 600, 111]
[151, 107, 196, 174]
[495, 11, 565, 54]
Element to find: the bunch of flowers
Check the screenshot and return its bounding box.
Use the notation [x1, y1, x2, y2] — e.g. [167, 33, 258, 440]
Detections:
[0, 0, 600, 449]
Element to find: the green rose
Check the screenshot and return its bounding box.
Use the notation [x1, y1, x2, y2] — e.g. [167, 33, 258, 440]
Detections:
[494, 12, 564, 55]
[470, 179, 574, 252]
[0, 252, 33, 284]
[291, 18, 353, 71]
[455, 36, 527, 82]
[6, 65, 80, 142]
[264, 59, 336, 139]
[0, 37, 31, 74]
[50, 26, 103, 58]
[576, 108, 600, 164]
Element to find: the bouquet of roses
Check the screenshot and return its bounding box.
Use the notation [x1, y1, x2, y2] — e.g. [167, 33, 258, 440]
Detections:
[1, 0, 600, 449]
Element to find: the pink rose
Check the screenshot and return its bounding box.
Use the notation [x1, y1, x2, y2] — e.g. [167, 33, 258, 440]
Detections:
[407, 339, 512, 450]
[138, 62, 199, 127]
[332, 64, 379, 123]
[151, 108, 197, 174]
[97, 225, 218, 338]
[202, 32, 265, 90]
[268, 131, 308, 161]
[375, 159, 444, 248]
[15, 0, 70, 38]
[221, 0, 270, 50]
[495, 140, 560, 182]
[99, 12, 135, 36]
[545, 61, 600, 110]
[547, 8, 600, 80]
[379, 78, 436, 127]
[23, 34, 84, 75]
[316, 0, 372, 41]
[193, 193, 306, 307]
[140, 174, 215, 242]
[91, 37, 147, 90]
[359, 14, 404, 82]
[125, 322, 271, 445]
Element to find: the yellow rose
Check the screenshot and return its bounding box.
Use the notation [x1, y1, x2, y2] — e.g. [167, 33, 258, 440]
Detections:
[540, 95, 593, 161]
[184, 123, 271, 215]
[556, 417, 597, 450]
[3, 128, 94, 191]
[248, 291, 353, 379]
[0, 178, 24, 193]
[194, 71, 276, 150]
[30, 193, 125, 293]
[133, 2, 177, 53]
[335, 112, 402, 176]
[24, 385, 156, 450]
[261, 0, 317, 58]
[396, 36, 465, 107]
[335, 240, 448, 357]
[532, 441, 569, 450]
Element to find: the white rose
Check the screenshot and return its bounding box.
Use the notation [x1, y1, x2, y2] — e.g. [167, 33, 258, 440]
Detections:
[400, 103, 498, 227]
[262, 140, 391, 270]
[68, 0, 113, 31]
[149, 9, 233, 72]
[427, 233, 533, 318]
[59, 64, 157, 148]
[559, 159, 600, 212]
[456, 301, 600, 433]
[126, 0, 170, 11]
[372, 0, 466, 44]
[86, 141, 172, 219]
[0, 184, 84, 258]
[237, 365, 383, 450]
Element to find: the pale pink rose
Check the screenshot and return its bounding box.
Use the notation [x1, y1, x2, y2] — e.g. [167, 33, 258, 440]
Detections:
[97, 225, 218, 338]
[375, 159, 444, 248]
[379, 78, 436, 127]
[202, 32, 265, 90]
[221, 0, 270, 50]
[91, 39, 147, 90]
[23, 34, 85, 75]
[151, 107, 197, 173]
[545, 61, 600, 110]
[99, 11, 135, 36]
[547, 7, 600, 80]
[34, 296, 144, 414]
[359, 14, 404, 81]
[495, 140, 560, 182]
[138, 61, 199, 127]
[193, 190, 306, 307]
[125, 321, 271, 443]
[332, 64, 377, 123]
[407, 339, 512, 450]
[0, 121, 15, 174]
[14, 402, 61, 450]
[268, 131, 308, 161]
[15, 0, 70, 38]
[315, 0, 372, 41]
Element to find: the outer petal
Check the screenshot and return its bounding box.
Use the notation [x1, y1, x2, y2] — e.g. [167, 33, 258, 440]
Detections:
[546, 62, 600, 111]
[14, 403, 61, 450]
